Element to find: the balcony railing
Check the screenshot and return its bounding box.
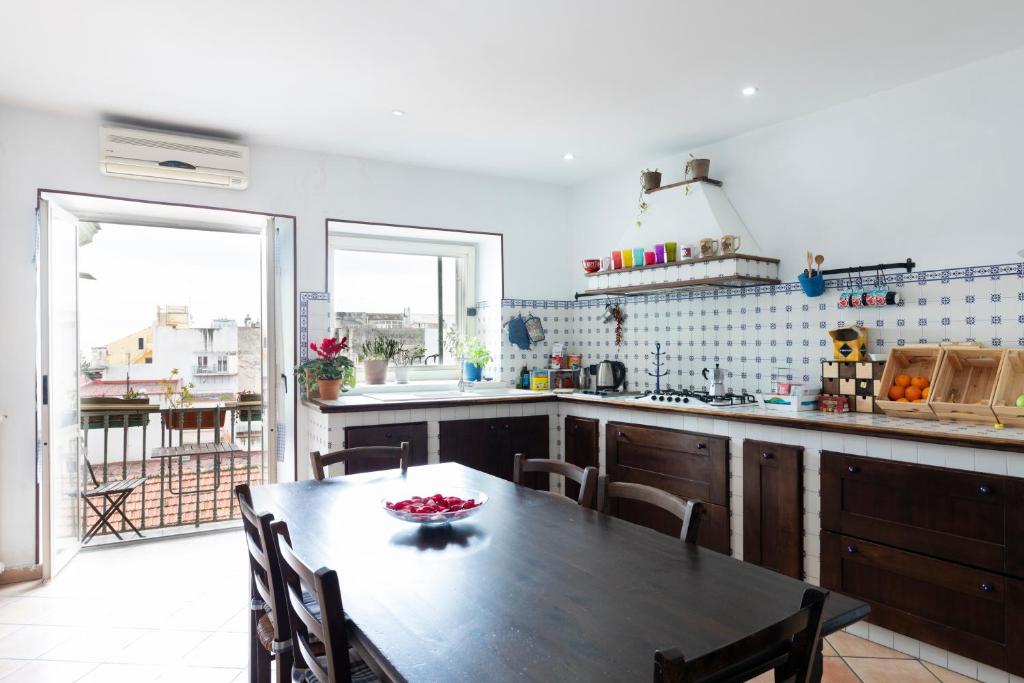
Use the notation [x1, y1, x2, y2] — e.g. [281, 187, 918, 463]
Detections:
[80, 400, 264, 541]
[192, 364, 234, 375]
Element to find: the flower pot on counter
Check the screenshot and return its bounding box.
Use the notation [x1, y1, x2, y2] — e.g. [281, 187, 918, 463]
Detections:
[394, 366, 410, 384]
[464, 362, 483, 382]
[364, 360, 388, 385]
[317, 379, 342, 400]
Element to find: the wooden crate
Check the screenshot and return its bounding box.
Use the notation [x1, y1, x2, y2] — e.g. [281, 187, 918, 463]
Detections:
[928, 348, 1004, 424]
[876, 345, 943, 420]
[992, 349, 1024, 427]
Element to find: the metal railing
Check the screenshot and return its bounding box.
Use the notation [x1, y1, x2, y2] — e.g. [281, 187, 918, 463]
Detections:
[80, 401, 264, 541]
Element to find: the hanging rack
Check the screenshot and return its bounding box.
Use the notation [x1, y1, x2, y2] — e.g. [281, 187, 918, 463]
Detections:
[820, 258, 915, 277]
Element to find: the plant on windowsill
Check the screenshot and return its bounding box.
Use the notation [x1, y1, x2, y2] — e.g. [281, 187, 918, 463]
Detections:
[359, 335, 402, 385]
[393, 344, 426, 384]
[445, 325, 492, 384]
[296, 337, 354, 400]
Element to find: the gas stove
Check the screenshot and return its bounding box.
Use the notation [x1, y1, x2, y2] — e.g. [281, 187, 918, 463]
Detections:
[637, 388, 758, 407]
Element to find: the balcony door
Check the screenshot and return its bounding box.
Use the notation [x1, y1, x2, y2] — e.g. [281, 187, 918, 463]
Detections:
[38, 199, 83, 577]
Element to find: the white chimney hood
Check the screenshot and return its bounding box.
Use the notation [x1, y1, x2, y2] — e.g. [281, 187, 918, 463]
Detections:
[622, 181, 762, 255]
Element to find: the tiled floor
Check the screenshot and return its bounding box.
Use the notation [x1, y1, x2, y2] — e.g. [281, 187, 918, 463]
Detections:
[0, 531, 985, 682]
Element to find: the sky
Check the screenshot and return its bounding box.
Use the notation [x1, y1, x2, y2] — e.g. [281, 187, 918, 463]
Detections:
[78, 224, 262, 351]
[332, 250, 456, 317]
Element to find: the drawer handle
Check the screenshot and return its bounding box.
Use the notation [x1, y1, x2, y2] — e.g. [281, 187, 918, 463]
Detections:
[978, 484, 991, 495]
[846, 545, 858, 554]
[489, 425, 496, 431]
[761, 452, 774, 460]
[617, 431, 626, 438]
[980, 583, 994, 593]
[503, 424, 510, 430]
[697, 443, 707, 450]
[847, 465, 859, 474]
[573, 424, 579, 431]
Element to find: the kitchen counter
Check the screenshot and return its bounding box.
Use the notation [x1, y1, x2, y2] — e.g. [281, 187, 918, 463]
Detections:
[303, 388, 557, 413]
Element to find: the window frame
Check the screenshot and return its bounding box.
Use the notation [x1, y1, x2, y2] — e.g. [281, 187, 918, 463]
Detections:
[327, 233, 477, 382]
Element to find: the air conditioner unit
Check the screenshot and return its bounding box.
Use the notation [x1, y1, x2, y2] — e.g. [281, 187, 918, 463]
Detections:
[99, 126, 249, 190]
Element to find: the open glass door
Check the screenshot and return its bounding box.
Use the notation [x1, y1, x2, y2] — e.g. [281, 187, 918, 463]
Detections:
[261, 216, 296, 484]
[38, 199, 83, 577]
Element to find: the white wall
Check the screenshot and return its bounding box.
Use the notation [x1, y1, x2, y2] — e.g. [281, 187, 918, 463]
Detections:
[569, 47, 1024, 294]
[0, 104, 569, 566]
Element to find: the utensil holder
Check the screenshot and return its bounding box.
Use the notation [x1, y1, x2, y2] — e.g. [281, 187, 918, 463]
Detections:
[798, 272, 825, 297]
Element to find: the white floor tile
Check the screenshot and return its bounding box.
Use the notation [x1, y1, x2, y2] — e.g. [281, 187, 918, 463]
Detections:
[0, 659, 96, 683]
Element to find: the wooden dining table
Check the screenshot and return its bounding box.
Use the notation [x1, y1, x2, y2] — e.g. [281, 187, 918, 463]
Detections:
[251, 462, 868, 682]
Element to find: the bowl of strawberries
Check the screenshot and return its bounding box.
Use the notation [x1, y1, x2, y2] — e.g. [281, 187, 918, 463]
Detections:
[383, 490, 487, 525]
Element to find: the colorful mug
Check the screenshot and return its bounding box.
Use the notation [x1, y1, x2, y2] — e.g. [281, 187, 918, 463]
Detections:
[654, 244, 666, 263]
[665, 242, 678, 262]
[622, 249, 634, 268]
[644, 251, 656, 266]
[699, 238, 719, 258]
[680, 245, 694, 258]
[720, 234, 741, 254]
[611, 250, 623, 269]
[632, 248, 645, 266]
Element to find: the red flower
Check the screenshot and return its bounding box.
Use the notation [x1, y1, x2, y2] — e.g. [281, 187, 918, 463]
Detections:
[311, 337, 346, 360]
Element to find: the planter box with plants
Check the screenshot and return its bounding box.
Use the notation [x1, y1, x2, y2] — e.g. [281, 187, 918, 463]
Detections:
[81, 395, 154, 430]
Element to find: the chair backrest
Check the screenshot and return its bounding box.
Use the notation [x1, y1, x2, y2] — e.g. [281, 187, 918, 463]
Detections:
[597, 477, 703, 544]
[653, 588, 828, 683]
[271, 520, 353, 683]
[309, 441, 410, 481]
[235, 484, 290, 646]
[512, 453, 598, 508]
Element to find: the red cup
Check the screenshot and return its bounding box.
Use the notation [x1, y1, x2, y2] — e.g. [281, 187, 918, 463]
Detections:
[611, 250, 623, 269]
[644, 251, 656, 266]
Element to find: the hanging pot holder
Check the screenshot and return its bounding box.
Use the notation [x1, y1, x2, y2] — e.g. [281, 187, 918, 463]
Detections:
[507, 314, 531, 350]
[524, 313, 546, 343]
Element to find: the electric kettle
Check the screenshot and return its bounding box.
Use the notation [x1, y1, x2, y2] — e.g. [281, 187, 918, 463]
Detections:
[594, 360, 627, 392]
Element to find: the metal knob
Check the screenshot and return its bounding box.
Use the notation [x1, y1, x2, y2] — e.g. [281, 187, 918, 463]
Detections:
[847, 465, 859, 474]
[617, 431, 626, 437]
[847, 545, 858, 554]
[762, 452, 774, 460]
[979, 484, 991, 495]
[489, 425, 496, 431]
[503, 424, 510, 430]
[697, 443, 707, 450]
[981, 583, 994, 592]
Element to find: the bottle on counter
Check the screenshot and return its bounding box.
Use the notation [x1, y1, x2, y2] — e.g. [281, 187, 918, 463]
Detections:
[519, 365, 530, 390]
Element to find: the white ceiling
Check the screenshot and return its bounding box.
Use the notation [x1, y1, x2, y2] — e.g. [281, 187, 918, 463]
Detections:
[4, 1, 1024, 184]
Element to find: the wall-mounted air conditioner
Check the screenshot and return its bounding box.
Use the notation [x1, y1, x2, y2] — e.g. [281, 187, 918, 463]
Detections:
[99, 126, 249, 190]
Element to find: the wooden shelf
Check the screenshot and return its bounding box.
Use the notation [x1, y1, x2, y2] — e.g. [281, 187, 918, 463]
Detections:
[579, 275, 780, 297]
[645, 176, 722, 194]
[584, 252, 779, 277]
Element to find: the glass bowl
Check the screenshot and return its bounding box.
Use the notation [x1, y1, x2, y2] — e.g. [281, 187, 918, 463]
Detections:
[382, 489, 488, 525]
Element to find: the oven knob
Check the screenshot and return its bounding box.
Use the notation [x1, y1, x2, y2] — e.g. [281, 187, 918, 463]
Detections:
[651, 396, 658, 401]
[682, 397, 689, 403]
[658, 395, 665, 401]
[674, 397, 681, 403]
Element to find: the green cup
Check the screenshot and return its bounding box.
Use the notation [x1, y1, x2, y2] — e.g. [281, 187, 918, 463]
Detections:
[665, 242, 678, 261]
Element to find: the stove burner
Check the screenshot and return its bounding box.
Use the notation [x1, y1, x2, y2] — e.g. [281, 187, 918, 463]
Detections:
[637, 389, 757, 407]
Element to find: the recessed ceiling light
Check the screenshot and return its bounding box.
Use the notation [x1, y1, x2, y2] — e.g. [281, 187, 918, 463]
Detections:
[741, 86, 758, 97]
[391, 109, 405, 117]
[563, 152, 574, 161]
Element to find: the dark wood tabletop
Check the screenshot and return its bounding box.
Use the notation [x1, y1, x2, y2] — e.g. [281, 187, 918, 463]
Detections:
[252, 463, 868, 682]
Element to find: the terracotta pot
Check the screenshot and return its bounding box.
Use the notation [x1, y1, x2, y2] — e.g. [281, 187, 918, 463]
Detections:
[317, 379, 342, 400]
[394, 365, 410, 384]
[364, 360, 388, 385]
[641, 170, 662, 191]
[688, 158, 710, 178]
[305, 369, 320, 397]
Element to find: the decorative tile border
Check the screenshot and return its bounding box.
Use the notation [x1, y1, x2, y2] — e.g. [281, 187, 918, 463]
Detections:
[298, 291, 331, 363]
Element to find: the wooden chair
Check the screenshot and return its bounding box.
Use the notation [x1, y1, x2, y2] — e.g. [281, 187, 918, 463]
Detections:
[512, 453, 598, 508]
[653, 588, 828, 683]
[309, 442, 410, 481]
[236, 484, 293, 683]
[597, 476, 703, 544]
[271, 520, 379, 683]
[81, 457, 147, 543]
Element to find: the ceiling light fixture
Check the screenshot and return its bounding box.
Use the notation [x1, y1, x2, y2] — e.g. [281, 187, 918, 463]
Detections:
[391, 109, 405, 117]
[741, 86, 758, 97]
[563, 152, 574, 161]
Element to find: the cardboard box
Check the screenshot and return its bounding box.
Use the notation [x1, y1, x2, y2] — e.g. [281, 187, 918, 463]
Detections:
[761, 394, 819, 411]
[829, 326, 869, 362]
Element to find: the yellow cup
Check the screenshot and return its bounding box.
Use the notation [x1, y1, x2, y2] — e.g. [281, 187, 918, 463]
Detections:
[622, 249, 634, 268]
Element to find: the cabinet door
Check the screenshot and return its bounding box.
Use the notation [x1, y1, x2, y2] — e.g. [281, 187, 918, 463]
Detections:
[822, 451, 1024, 577]
[564, 415, 599, 501]
[344, 422, 428, 474]
[505, 415, 550, 490]
[439, 420, 494, 474]
[823, 531, 1024, 676]
[743, 440, 803, 578]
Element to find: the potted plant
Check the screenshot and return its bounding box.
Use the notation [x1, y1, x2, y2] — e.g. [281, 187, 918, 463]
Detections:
[394, 344, 426, 384]
[235, 390, 262, 422]
[685, 153, 710, 180]
[445, 326, 492, 383]
[159, 368, 228, 430]
[295, 337, 354, 400]
[636, 168, 660, 228]
[359, 335, 401, 385]
[81, 387, 152, 430]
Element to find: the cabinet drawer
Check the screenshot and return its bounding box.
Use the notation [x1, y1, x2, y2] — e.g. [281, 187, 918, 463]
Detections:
[822, 532, 1024, 676]
[344, 422, 428, 474]
[606, 422, 728, 505]
[822, 451, 1024, 577]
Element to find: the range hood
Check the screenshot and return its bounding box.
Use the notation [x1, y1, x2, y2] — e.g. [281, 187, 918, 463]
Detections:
[626, 180, 763, 256]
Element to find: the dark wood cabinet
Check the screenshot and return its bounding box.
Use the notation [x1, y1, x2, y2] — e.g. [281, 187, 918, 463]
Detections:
[438, 415, 549, 489]
[563, 415, 599, 501]
[743, 439, 803, 579]
[605, 421, 730, 554]
[821, 451, 1024, 676]
[343, 422, 428, 474]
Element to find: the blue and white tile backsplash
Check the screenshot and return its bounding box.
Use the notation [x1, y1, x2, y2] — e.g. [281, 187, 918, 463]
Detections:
[497, 261, 1024, 395]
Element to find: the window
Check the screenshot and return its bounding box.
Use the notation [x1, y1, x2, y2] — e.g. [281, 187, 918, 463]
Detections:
[329, 233, 475, 380]
[217, 356, 229, 373]
[137, 337, 145, 350]
[197, 355, 208, 370]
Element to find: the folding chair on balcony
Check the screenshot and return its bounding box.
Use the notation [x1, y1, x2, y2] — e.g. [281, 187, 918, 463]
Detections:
[81, 457, 148, 543]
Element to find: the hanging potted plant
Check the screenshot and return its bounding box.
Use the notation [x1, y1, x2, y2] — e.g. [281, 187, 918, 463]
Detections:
[685, 153, 710, 180]
[445, 326, 492, 383]
[394, 344, 426, 384]
[359, 335, 402, 385]
[295, 337, 354, 400]
[636, 168, 661, 228]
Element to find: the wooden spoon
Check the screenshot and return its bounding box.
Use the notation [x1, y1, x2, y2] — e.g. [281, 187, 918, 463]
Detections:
[806, 251, 813, 277]
[814, 254, 824, 275]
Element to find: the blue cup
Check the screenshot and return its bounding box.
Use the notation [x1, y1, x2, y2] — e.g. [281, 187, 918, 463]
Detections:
[798, 272, 825, 297]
